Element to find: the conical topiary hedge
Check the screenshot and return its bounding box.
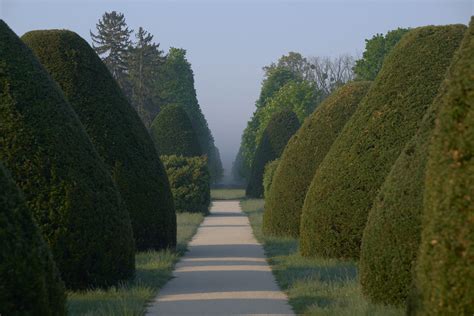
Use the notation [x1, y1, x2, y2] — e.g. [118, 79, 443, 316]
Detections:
[299, 24, 466, 259]
[22, 30, 176, 251]
[0, 163, 66, 315]
[161, 155, 211, 214]
[263, 159, 279, 199]
[358, 41, 464, 303]
[150, 104, 203, 157]
[410, 19, 473, 315]
[0, 21, 135, 289]
[246, 109, 300, 198]
[263, 82, 371, 237]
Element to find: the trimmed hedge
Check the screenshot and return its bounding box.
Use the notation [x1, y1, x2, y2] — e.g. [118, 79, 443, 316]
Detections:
[359, 47, 461, 304]
[263, 159, 279, 198]
[410, 19, 473, 315]
[299, 25, 466, 259]
[0, 22, 135, 289]
[22, 30, 176, 251]
[161, 155, 210, 214]
[263, 82, 371, 237]
[150, 104, 203, 157]
[246, 109, 300, 198]
[0, 163, 66, 315]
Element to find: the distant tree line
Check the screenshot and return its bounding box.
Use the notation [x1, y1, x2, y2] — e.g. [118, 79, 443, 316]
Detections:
[90, 11, 223, 183]
[232, 28, 409, 184]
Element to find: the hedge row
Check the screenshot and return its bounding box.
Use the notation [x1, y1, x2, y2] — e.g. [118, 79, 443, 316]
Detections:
[151, 104, 203, 157]
[246, 109, 300, 198]
[0, 21, 135, 289]
[410, 19, 473, 315]
[299, 25, 466, 259]
[263, 159, 279, 198]
[22, 30, 176, 251]
[263, 81, 371, 237]
[0, 163, 66, 315]
[161, 155, 210, 214]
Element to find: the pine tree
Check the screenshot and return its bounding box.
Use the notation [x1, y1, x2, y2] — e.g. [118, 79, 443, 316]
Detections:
[128, 27, 164, 127]
[90, 11, 132, 90]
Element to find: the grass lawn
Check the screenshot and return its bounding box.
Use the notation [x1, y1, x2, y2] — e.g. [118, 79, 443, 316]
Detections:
[241, 199, 404, 316]
[210, 188, 246, 200]
[67, 212, 204, 315]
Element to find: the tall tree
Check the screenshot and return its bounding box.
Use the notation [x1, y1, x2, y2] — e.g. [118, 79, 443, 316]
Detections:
[128, 27, 164, 127]
[263, 51, 314, 82]
[308, 54, 355, 95]
[90, 11, 132, 92]
[353, 28, 410, 81]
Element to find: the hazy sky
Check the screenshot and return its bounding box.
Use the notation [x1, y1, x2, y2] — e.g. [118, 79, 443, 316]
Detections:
[1, 0, 472, 180]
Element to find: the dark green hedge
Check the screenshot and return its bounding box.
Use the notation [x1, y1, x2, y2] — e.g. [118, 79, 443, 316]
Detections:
[22, 30, 176, 251]
[358, 35, 467, 302]
[263, 82, 371, 237]
[410, 19, 473, 315]
[246, 109, 300, 198]
[150, 104, 203, 157]
[1, 22, 135, 289]
[161, 155, 210, 214]
[263, 159, 279, 198]
[0, 163, 66, 315]
[299, 25, 466, 259]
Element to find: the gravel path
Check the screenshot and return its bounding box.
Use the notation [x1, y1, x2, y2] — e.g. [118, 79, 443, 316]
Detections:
[146, 200, 294, 315]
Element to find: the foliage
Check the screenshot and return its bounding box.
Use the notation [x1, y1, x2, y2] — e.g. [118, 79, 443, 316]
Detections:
[410, 19, 473, 315]
[150, 104, 203, 157]
[241, 199, 403, 316]
[263, 159, 279, 198]
[234, 51, 356, 183]
[262, 51, 313, 82]
[67, 212, 204, 315]
[89, 12, 223, 182]
[127, 27, 164, 127]
[353, 28, 410, 81]
[23, 30, 176, 252]
[263, 52, 356, 95]
[263, 82, 371, 238]
[0, 163, 66, 315]
[1, 22, 135, 289]
[161, 155, 211, 214]
[236, 66, 303, 180]
[256, 66, 302, 108]
[90, 11, 132, 90]
[246, 110, 300, 198]
[299, 25, 466, 259]
[255, 80, 321, 146]
[358, 34, 465, 302]
[307, 55, 356, 95]
[159, 47, 223, 183]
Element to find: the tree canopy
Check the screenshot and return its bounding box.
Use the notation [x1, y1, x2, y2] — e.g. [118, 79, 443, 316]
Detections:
[353, 28, 410, 81]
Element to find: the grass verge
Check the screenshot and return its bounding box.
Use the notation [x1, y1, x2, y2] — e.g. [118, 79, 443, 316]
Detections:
[67, 212, 204, 315]
[240, 199, 404, 316]
[210, 188, 246, 200]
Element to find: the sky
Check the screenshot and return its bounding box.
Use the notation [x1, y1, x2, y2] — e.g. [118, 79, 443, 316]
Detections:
[1, 0, 472, 182]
